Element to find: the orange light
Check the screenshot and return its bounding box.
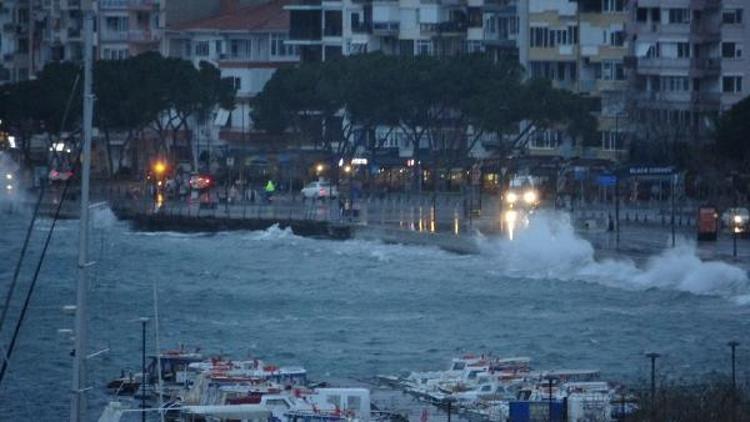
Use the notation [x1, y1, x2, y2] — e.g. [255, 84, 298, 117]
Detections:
[153, 161, 167, 175]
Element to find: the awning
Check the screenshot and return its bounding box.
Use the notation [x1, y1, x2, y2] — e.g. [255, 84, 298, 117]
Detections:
[214, 109, 231, 126]
[635, 42, 654, 57]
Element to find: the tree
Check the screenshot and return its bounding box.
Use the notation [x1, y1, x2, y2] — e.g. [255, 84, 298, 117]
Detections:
[716, 95, 750, 167]
[0, 62, 82, 164]
[252, 53, 599, 191]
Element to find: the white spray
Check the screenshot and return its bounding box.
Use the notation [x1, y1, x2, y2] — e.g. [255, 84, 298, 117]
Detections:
[479, 211, 750, 303]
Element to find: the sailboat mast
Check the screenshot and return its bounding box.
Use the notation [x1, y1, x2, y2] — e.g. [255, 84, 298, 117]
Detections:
[70, 0, 94, 421]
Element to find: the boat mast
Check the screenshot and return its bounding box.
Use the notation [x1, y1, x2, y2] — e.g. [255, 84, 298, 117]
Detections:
[70, 0, 94, 421]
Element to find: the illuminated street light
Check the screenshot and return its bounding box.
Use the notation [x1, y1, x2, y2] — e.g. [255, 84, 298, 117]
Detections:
[153, 161, 167, 175]
[343, 165, 352, 174]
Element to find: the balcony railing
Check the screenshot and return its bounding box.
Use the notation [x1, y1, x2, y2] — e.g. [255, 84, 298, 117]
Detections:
[98, 0, 156, 10]
[62, 0, 82, 9]
[323, 26, 342, 37]
[351, 22, 372, 34]
[372, 22, 399, 34]
[437, 21, 467, 33]
[128, 29, 159, 42]
[100, 30, 128, 42]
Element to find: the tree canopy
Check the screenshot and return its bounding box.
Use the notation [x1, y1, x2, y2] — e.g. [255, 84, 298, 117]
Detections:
[252, 53, 597, 166]
[1, 53, 235, 172]
[716, 95, 750, 167]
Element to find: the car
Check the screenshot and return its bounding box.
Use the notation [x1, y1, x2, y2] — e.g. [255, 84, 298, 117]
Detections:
[721, 207, 750, 234]
[189, 173, 214, 191]
[301, 181, 338, 199]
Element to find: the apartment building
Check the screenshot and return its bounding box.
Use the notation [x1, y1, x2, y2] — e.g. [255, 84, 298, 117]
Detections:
[284, 0, 522, 61]
[163, 0, 298, 146]
[627, 0, 749, 143]
[96, 0, 161, 60]
[521, 0, 630, 160]
[0, 0, 44, 83]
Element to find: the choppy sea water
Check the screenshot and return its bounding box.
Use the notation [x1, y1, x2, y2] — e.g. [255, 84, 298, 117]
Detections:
[1, 208, 749, 420]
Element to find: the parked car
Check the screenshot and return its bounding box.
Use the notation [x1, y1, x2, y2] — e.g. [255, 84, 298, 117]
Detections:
[721, 207, 750, 234]
[301, 181, 338, 199]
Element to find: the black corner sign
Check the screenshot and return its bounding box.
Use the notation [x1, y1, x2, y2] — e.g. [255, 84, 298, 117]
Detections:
[626, 166, 676, 176]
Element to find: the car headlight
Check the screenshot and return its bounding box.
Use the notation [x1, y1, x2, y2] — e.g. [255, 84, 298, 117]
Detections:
[523, 190, 537, 204]
[506, 192, 518, 204]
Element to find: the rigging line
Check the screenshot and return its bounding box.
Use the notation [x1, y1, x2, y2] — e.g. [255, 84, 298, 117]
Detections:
[0, 184, 45, 335]
[0, 66, 82, 337]
[0, 159, 78, 387]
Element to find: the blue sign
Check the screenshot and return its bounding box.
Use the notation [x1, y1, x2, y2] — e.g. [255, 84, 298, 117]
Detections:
[597, 175, 617, 187]
[627, 166, 675, 176]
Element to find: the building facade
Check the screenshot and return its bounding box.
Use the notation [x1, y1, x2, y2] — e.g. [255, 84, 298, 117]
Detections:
[627, 0, 749, 144]
[163, 0, 298, 150]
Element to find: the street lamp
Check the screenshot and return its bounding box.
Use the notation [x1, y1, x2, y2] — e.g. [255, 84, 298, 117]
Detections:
[729, 340, 740, 422]
[733, 214, 741, 258]
[645, 351, 660, 417]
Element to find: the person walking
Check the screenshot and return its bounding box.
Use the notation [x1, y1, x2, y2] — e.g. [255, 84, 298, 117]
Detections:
[264, 179, 276, 203]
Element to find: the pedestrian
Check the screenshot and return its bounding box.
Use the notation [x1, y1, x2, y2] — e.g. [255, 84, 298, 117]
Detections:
[264, 179, 276, 203]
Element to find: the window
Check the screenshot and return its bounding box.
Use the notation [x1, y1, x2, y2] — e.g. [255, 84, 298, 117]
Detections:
[662, 76, 689, 92]
[668, 8, 690, 24]
[466, 40, 483, 53]
[599, 61, 624, 81]
[609, 30, 625, 46]
[722, 76, 743, 93]
[215, 40, 223, 56]
[530, 27, 577, 48]
[677, 42, 690, 58]
[602, 0, 624, 13]
[601, 131, 623, 151]
[195, 41, 209, 57]
[637, 7, 648, 22]
[531, 131, 560, 149]
[270, 34, 296, 57]
[232, 77, 241, 91]
[416, 40, 433, 56]
[722, 42, 742, 58]
[722, 9, 743, 24]
[230, 39, 251, 58]
[346, 396, 362, 411]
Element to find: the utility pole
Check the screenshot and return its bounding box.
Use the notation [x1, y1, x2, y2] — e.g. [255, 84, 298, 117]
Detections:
[70, 1, 94, 421]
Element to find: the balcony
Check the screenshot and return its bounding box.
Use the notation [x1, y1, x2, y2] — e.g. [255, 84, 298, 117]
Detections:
[691, 57, 720, 74]
[372, 22, 399, 35]
[323, 26, 342, 37]
[437, 21, 467, 34]
[98, 0, 157, 10]
[100, 31, 128, 42]
[128, 29, 159, 43]
[62, 0, 82, 9]
[351, 22, 372, 34]
[67, 27, 82, 39]
[636, 57, 691, 74]
[284, 0, 322, 10]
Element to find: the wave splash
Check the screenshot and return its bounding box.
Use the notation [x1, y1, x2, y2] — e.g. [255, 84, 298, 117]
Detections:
[479, 211, 749, 302]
